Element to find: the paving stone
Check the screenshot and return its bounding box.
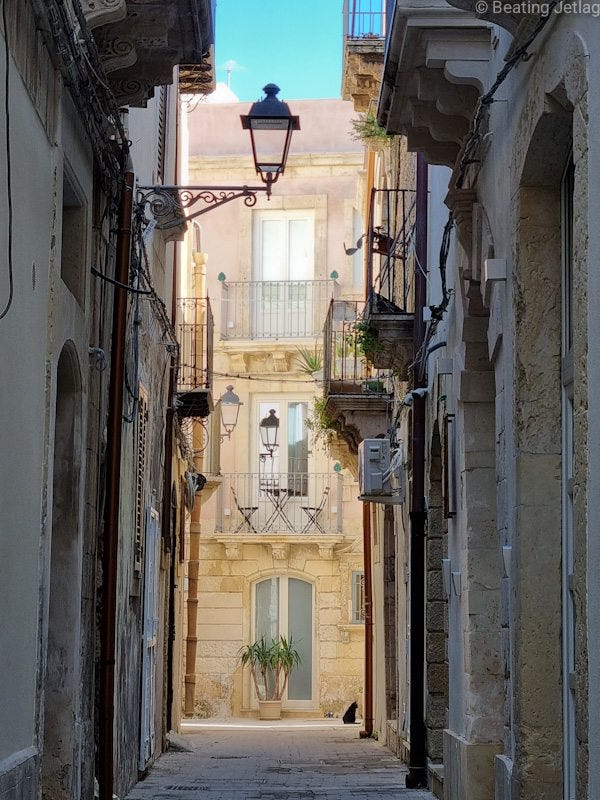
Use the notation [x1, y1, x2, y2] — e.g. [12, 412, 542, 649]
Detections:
[124, 720, 435, 800]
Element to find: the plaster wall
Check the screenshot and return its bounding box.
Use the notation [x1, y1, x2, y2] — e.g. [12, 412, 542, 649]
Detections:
[0, 28, 94, 800]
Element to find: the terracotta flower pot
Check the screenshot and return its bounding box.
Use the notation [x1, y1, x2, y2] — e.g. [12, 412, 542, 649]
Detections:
[258, 699, 282, 720]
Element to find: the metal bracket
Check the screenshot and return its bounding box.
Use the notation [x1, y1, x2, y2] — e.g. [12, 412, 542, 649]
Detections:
[136, 184, 270, 230]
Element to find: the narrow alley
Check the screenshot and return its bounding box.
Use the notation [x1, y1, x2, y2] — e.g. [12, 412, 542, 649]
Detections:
[125, 721, 435, 800]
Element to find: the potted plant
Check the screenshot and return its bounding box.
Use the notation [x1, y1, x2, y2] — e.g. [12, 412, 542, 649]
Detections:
[238, 635, 301, 719]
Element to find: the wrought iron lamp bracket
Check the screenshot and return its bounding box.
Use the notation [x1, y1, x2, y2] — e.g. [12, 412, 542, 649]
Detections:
[136, 183, 271, 229]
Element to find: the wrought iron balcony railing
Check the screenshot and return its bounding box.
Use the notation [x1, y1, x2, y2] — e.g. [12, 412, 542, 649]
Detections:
[343, 0, 391, 39]
[323, 299, 390, 396]
[221, 279, 336, 340]
[367, 187, 417, 313]
[215, 472, 343, 535]
[177, 297, 214, 391]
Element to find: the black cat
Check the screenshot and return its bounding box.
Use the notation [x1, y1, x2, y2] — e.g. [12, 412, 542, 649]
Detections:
[342, 701, 358, 724]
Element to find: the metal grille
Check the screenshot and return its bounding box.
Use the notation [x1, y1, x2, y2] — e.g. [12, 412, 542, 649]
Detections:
[221, 280, 335, 340]
[177, 297, 214, 390]
[344, 0, 389, 39]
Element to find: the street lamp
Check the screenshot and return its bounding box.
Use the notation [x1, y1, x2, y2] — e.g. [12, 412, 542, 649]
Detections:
[241, 84, 300, 196]
[136, 84, 300, 227]
[220, 385, 242, 441]
[259, 408, 280, 457]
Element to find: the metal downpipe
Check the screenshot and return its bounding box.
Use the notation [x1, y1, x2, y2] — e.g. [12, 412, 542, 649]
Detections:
[99, 167, 134, 800]
[406, 152, 428, 789]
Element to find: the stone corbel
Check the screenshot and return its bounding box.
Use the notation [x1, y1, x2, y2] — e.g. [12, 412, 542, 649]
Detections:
[270, 543, 289, 561]
[445, 188, 478, 275]
[223, 541, 241, 560]
[416, 69, 480, 122]
[270, 352, 289, 373]
[82, 0, 127, 29]
[96, 34, 137, 74]
[406, 127, 460, 167]
[229, 353, 248, 373]
[318, 543, 335, 560]
[425, 30, 491, 94]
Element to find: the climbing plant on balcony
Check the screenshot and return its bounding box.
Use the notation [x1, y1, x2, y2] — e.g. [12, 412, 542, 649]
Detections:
[352, 319, 383, 365]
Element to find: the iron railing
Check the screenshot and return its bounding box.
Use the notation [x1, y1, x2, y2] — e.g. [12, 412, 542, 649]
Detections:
[323, 299, 390, 395]
[221, 279, 336, 340]
[343, 0, 390, 39]
[367, 188, 417, 312]
[177, 297, 214, 390]
[215, 472, 343, 535]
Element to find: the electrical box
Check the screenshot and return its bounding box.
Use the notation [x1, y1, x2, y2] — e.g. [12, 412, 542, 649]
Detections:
[358, 438, 405, 504]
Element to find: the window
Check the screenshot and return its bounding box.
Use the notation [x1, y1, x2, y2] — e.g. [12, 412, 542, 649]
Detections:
[352, 571, 365, 623]
[254, 576, 313, 703]
[252, 210, 316, 338]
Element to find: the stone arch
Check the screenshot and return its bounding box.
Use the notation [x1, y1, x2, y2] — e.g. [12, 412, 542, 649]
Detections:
[42, 342, 83, 800]
[511, 37, 590, 794]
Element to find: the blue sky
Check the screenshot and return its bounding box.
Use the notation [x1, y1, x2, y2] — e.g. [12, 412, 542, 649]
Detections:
[214, 0, 343, 101]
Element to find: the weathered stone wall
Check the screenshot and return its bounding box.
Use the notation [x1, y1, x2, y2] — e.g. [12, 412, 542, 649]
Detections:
[193, 538, 365, 718]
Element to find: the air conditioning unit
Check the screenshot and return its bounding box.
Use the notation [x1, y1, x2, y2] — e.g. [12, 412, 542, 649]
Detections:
[358, 438, 405, 505]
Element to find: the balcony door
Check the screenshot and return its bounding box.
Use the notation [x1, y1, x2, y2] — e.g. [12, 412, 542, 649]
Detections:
[252, 210, 315, 338]
[254, 576, 314, 706]
[255, 399, 314, 531]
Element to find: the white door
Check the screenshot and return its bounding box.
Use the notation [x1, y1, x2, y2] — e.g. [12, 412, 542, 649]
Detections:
[253, 576, 314, 708]
[252, 211, 315, 338]
[139, 507, 160, 770]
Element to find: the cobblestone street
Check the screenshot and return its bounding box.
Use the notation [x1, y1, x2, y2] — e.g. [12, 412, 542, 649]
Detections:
[125, 720, 435, 800]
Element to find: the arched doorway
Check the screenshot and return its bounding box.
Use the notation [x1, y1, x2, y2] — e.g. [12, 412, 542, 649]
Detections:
[253, 576, 314, 707]
[42, 343, 82, 799]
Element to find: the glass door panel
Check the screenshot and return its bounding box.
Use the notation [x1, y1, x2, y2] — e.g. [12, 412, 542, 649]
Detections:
[287, 578, 313, 700]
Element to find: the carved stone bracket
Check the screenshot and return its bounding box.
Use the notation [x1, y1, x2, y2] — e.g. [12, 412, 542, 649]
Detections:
[379, 7, 492, 168]
[86, 0, 215, 106]
[82, 0, 127, 30]
[270, 543, 290, 561]
[318, 543, 335, 559]
[223, 541, 241, 560]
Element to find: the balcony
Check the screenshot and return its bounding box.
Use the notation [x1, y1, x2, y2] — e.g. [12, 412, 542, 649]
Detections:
[342, 0, 391, 111]
[323, 300, 392, 454]
[364, 188, 416, 378]
[176, 297, 214, 418]
[344, 0, 391, 38]
[221, 279, 335, 341]
[213, 472, 343, 539]
[377, 0, 491, 168]
[84, 0, 215, 107]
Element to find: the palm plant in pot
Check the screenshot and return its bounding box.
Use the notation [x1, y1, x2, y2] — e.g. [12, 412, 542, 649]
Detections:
[238, 635, 301, 719]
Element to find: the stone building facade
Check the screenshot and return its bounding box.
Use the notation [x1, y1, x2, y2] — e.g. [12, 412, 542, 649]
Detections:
[372, 1, 600, 799]
[0, 2, 214, 799]
[180, 98, 367, 719]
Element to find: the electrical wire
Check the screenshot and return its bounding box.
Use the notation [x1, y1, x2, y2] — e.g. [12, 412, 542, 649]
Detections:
[91, 265, 154, 295]
[0, 0, 13, 321]
[420, 6, 559, 376]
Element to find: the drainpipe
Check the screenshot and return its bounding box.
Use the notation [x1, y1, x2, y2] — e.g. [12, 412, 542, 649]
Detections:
[360, 502, 374, 737]
[165, 87, 181, 733]
[99, 166, 134, 800]
[406, 153, 428, 789]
